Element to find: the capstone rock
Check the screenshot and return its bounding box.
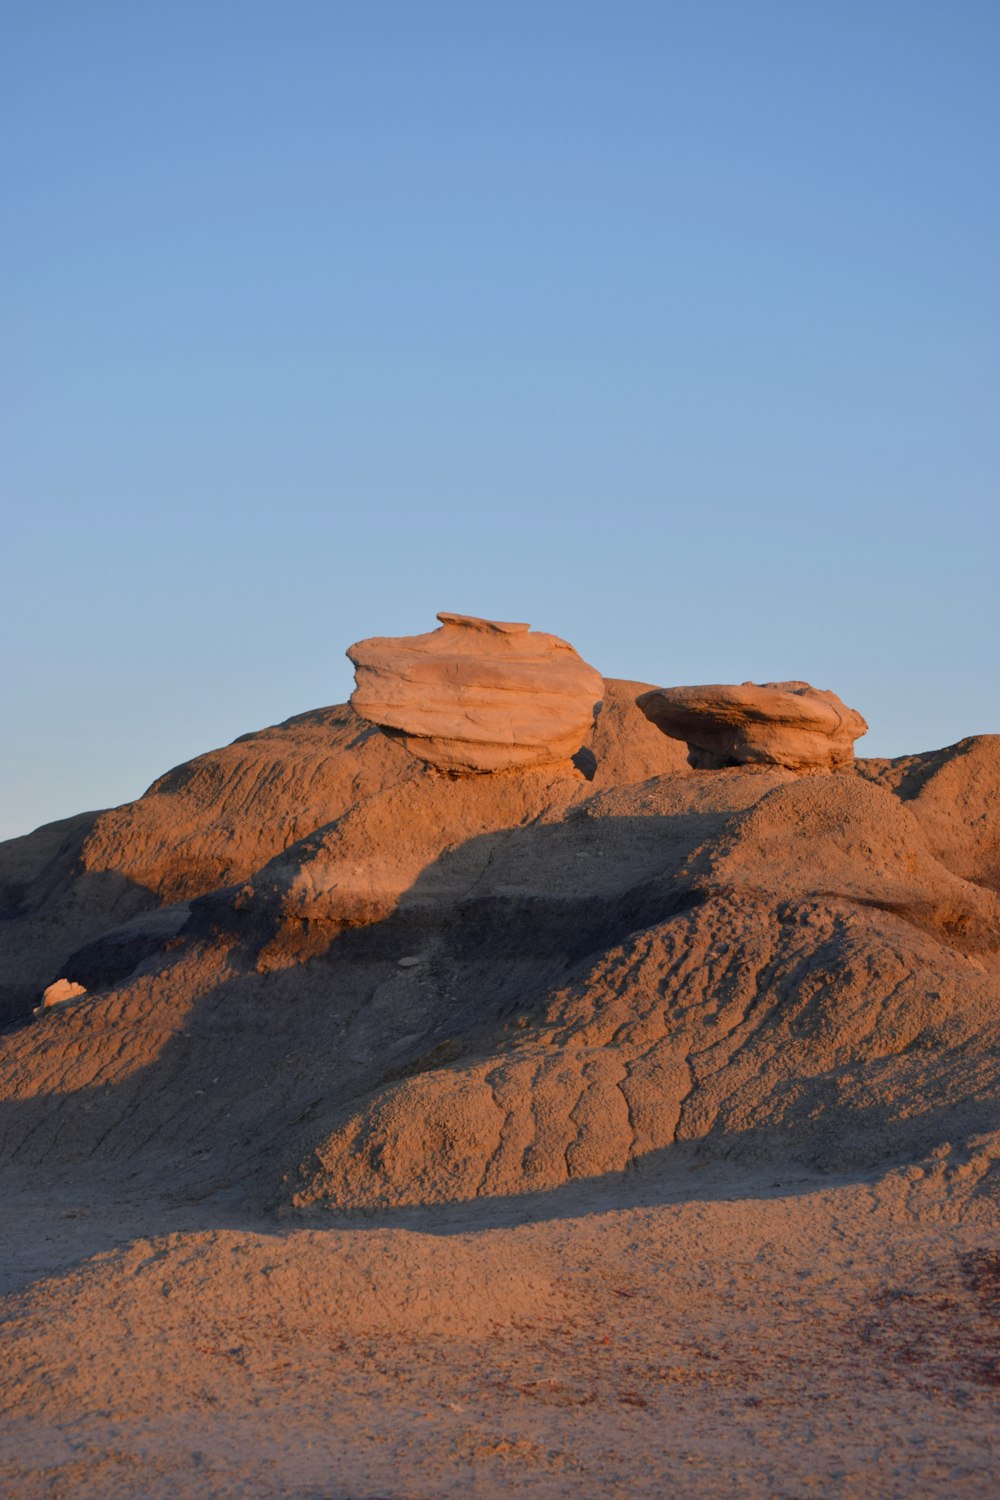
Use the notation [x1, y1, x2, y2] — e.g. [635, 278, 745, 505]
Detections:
[636, 680, 867, 772]
[348, 612, 604, 773]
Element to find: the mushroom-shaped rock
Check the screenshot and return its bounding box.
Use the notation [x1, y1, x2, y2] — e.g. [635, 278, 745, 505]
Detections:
[348, 612, 604, 773]
[636, 680, 867, 772]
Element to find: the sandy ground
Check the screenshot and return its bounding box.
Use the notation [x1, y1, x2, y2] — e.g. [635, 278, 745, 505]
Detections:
[0, 1152, 997, 1499]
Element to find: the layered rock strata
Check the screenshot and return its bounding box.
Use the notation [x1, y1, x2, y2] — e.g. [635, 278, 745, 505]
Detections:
[637, 680, 867, 772]
[348, 611, 604, 773]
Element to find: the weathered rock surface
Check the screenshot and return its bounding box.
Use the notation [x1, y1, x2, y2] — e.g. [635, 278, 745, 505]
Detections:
[0, 718, 994, 1207]
[857, 735, 1000, 892]
[348, 611, 604, 773]
[587, 678, 691, 786]
[291, 769, 999, 1210]
[0, 681, 681, 1024]
[0, 688, 996, 1499]
[0, 702, 416, 1024]
[637, 679, 868, 771]
[37, 978, 86, 1010]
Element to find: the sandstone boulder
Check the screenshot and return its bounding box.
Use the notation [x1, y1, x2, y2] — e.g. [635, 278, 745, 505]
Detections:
[636, 680, 867, 771]
[348, 612, 604, 773]
[37, 978, 87, 1011]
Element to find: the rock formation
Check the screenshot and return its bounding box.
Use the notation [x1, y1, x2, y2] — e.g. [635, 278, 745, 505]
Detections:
[0, 677, 679, 1024]
[347, 611, 604, 773]
[636, 679, 868, 771]
[37, 978, 86, 1010]
[0, 672, 997, 1498]
[4, 710, 995, 1202]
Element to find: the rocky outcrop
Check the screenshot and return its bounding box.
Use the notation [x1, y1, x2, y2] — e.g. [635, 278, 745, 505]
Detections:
[0, 675, 996, 1500]
[348, 612, 604, 773]
[37, 978, 86, 1010]
[636, 680, 867, 771]
[857, 735, 1000, 892]
[0, 705, 996, 1208]
[291, 769, 999, 1210]
[0, 680, 687, 1025]
[0, 702, 417, 1024]
[587, 679, 691, 786]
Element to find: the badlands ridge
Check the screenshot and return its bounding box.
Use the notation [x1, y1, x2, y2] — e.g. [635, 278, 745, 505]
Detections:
[0, 612, 997, 1498]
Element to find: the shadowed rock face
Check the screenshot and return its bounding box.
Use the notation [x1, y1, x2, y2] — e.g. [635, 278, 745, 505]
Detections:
[637, 680, 868, 771]
[348, 611, 605, 773]
[0, 681, 680, 1024]
[288, 767, 999, 1211]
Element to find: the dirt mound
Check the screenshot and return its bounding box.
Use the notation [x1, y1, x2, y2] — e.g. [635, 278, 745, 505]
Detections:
[1, 693, 998, 1498]
[0, 704, 412, 1024]
[858, 734, 1000, 891]
[0, 707, 995, 1216]
[301, 905, 995, 1207]
[0, 681, 683, 1025]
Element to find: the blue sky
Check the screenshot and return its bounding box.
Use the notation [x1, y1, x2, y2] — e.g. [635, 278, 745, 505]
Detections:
[2, 0, 997, 839]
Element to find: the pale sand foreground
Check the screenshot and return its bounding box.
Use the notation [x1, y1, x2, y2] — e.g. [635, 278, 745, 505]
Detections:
[0, 1150, 996, 1498]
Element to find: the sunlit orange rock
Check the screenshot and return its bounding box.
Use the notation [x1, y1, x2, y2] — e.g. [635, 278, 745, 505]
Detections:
[636, 680, 867, 771]
[347, 611, 604, 773]
[37, 977, 87, 1011]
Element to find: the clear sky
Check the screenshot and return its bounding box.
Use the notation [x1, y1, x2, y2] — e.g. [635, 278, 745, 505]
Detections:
[3, 1, 997, 840]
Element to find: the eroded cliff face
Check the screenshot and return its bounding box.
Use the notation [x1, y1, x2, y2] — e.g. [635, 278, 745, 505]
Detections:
[0, 678, 996, 1216]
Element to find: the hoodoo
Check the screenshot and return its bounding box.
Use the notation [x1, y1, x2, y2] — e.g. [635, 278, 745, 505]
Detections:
[637, 679, 868, 771]
[348, 611, 604, 773]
